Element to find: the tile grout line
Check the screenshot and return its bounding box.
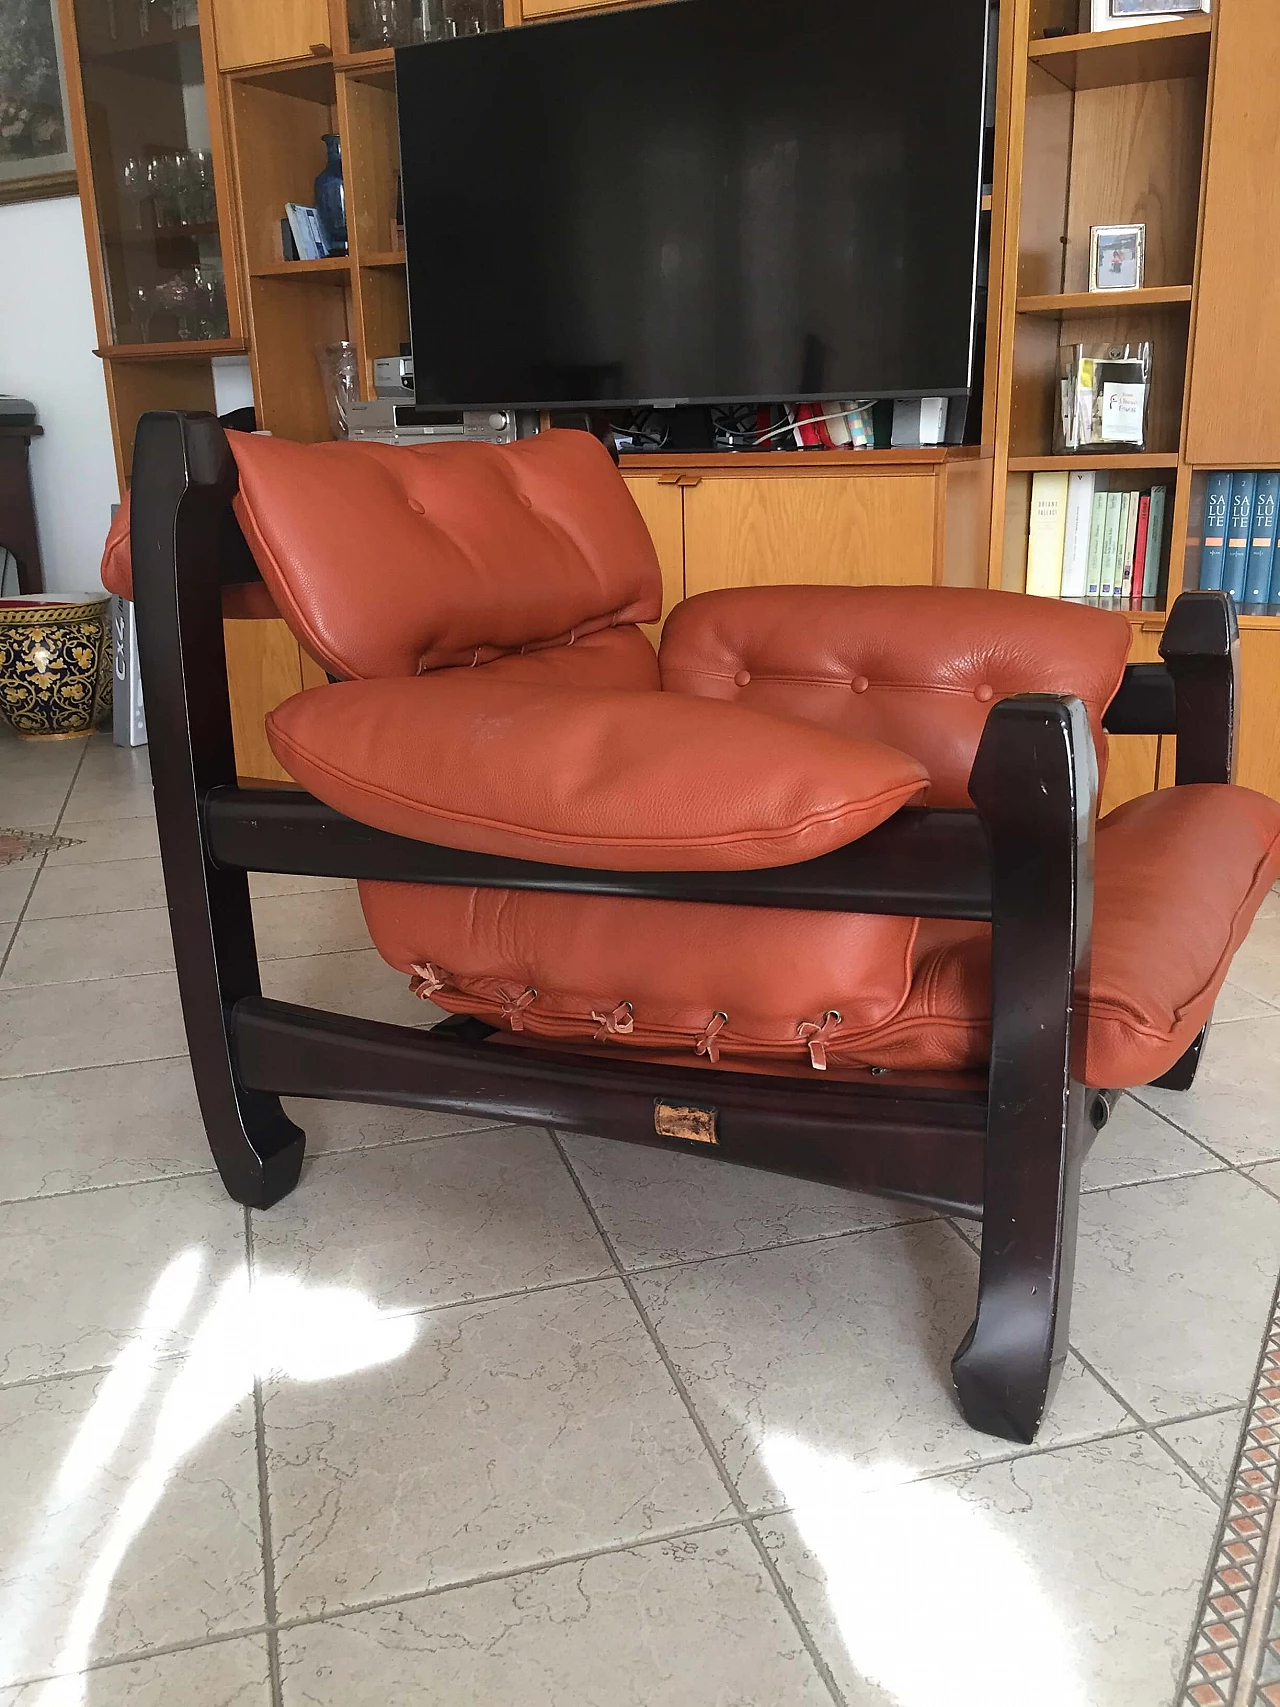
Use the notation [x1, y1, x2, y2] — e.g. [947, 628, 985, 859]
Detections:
[547, 1126, 851, 1707]
[0, 739, 93, 984]
[244, 1205, 285, 1707]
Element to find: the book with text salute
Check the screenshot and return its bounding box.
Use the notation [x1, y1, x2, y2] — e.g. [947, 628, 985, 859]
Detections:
[1198, 472, 1233, 591]
[1245, 473, 1280, 607]
[1222, 472, 1258, 602]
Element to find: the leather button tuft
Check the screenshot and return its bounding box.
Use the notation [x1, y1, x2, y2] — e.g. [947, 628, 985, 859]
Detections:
[408, 498, 426, 514]
[851, 675, 870, 695]
[734, 669, 752, 688]
[519, 492, 534, 508]
[975, 684, 995, 704]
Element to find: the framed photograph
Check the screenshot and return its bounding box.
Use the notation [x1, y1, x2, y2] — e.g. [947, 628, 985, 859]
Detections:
[1090, 224, 1146, 293]
[1091, 0, 1209, 29]
[0, 0, 78, 206]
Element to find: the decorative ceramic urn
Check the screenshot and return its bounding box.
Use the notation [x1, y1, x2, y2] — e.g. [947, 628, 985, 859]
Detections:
[0, 593, 114, 740]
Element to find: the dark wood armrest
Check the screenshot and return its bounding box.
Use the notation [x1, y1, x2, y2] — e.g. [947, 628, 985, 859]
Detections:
[1160, 590, 1241, 786]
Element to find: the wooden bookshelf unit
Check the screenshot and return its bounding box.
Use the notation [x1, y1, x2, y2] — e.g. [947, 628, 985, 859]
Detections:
[56, 0, 1280, 802]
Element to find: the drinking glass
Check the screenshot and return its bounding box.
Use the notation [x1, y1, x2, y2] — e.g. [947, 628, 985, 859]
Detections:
[317, 342, 360, 438]
[364, 0, 411, 46]
[120, 156, 150, 227]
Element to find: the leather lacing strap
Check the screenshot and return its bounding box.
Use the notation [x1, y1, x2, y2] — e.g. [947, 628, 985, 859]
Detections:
[798, 1010, 843, 1072]
[695, 1012, 729, 1065]
[409, 962, 450, 1000]
[500, 986, 538, 1031]
[592, 1000, 635, 1041]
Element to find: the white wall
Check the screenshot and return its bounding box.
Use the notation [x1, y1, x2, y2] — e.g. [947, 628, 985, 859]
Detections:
[0, 194, 120, 594]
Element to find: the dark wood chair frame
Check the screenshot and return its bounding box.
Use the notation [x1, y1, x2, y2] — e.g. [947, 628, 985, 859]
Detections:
[130, 410, 1241, 1445]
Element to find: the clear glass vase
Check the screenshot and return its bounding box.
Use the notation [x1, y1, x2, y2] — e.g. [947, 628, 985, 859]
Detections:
[317, 342, 360, 438]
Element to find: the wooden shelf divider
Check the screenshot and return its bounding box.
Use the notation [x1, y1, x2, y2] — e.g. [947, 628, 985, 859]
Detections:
[1027, 16, 1212, 90]
[1016, 285, 1193, 316]
[97, 338, 250, 362]
[250, 257, 353, 280]
[1007, 453, 1181, 472]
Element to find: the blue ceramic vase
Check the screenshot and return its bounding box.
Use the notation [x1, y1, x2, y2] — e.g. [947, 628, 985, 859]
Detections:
[315, 134, 348, 256]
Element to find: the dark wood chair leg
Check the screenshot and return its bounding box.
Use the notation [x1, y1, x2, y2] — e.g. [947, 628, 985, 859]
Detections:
[1152, 1025, 1210, 1092]
[130, 411, 304, 1209]
[952, 695, 1097, 1444]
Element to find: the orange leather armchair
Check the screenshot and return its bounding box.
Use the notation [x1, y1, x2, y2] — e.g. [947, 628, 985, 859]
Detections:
[110, 413, 1280, 1446]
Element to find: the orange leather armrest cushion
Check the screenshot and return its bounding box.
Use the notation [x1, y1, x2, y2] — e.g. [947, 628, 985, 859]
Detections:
[266, 675, 929, 872]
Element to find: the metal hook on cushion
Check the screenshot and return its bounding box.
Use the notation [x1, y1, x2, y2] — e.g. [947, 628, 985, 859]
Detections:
[798, 1010, 843, 1072]
[592, 1000, 635, 1042]
[695, 1012, 729, 1065]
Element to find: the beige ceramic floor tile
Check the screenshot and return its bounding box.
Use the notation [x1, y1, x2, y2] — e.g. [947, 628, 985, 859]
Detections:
[633, 1221, 1127, 1513]
[0, 973, 187, 1079]
[261, 948, 438, 1029]
[1249, 1158, 1280, 1200]
[1226, 912, 1280, 1007]
[0, 1638, 270, 1705]
[1133, 1014, 1280, 1164]
[41, 818, 160, 867]
[0, 1059, 212, 1201]
[248, 872, 353, 900]
[3, 778, 82, 827]
[0, 1374, 263, 1687]
[1081, 1095, 1226, 1192]
[1214, 980, 1278, 1023]
[560, 1130, 933, 1270]
[277, 1528, 830, 1707]
[759, 1432, 1219, 1707]
[0, 1174, 246, 1386]
[25, 861, 168, 922]
[264, 1278, 731, 1619]
[0, 864, 38, 925]
[60, 778, 154, 826]
[1155, 1407, 1246, 1500]
[1, 911, 176, 989]
[1072, 1170, 1280, 1421]
[249, 890, 372, 961]
[250, 1128, 611, 1312]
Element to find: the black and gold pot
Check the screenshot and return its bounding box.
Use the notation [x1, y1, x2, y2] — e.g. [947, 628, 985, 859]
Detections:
[0, 594, 114, 741]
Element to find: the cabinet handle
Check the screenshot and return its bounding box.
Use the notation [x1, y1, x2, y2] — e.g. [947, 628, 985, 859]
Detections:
[676, 474, 703, 488]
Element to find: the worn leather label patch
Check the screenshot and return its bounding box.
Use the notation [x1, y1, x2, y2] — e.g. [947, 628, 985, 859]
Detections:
[654, 1101, 719, 1145]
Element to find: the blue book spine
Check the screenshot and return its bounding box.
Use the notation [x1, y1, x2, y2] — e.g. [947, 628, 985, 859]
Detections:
[1198, 472, 1233, 590]
[1269, 529, 1280, 612]
[1222, 472, 1258, 602]
[1246, 473, 1280, 605]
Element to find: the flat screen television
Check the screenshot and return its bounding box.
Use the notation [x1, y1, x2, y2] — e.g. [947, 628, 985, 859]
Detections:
[396, 0, 991, 412]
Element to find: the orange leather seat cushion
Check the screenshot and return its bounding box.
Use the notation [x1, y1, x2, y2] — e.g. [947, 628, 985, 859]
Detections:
[357, 783, 1280, 1089]
[661, 585, 1133, 806]
[266, 672, 928, 871]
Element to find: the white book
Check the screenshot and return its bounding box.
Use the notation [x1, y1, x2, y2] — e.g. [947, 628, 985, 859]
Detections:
[1026, 471, 1070, 598]
[825, 403, 852, 447]
[1059, 471, 1097, 599]
[1119, 490, 1141, 603]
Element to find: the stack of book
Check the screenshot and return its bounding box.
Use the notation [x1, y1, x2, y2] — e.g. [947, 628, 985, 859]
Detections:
[1196, 471, 1280, 610]
[1026, 471, 1168, 608]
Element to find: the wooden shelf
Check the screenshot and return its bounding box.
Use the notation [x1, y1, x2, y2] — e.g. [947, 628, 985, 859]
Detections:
[362, 250, 407, 269]
[96, 338, 249, 362]
[1028, 16, 1212, 91]
[251, 258, 351, 280]
[227, 58, 336, 102]
[1016, 285, 1193, 315]
[1007, 453, 1181, 472]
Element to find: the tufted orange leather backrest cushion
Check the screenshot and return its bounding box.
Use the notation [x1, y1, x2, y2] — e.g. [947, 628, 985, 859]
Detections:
[227, 429, 662, 680]
[660, 584, 1134, 808]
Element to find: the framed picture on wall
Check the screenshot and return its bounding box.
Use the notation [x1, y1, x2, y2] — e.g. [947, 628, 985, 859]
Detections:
[0, 0, 78, 205]
[1091, 0, 1210, 28]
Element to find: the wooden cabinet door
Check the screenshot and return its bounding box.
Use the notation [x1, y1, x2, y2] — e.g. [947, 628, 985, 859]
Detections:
[1238, 628, 1280, 802]
[623, 475, 685, 645]
[1185, 0, 1280, 467]
[682, 473, 938, 598]
[210, 0, 331, 70]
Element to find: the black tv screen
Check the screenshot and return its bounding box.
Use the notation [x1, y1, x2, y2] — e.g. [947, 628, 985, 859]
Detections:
[396, 0, 990, 411]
